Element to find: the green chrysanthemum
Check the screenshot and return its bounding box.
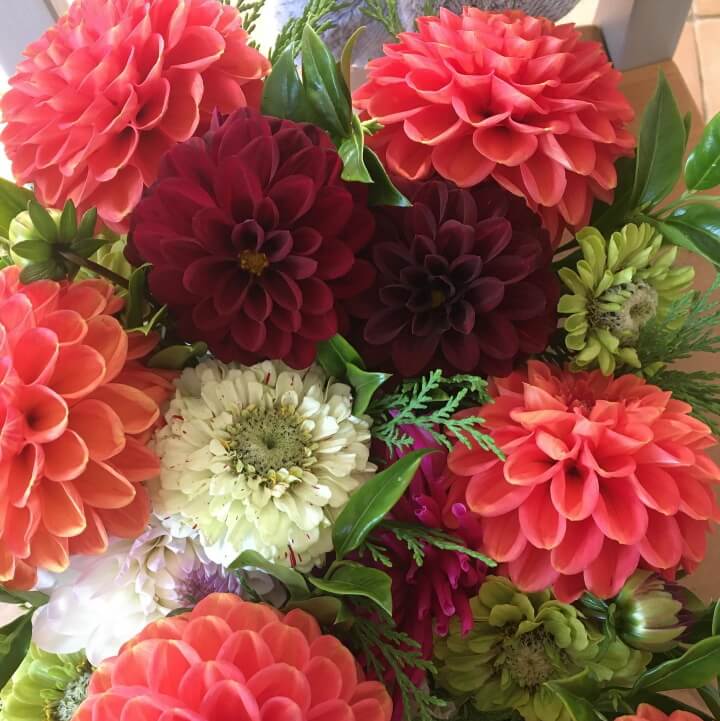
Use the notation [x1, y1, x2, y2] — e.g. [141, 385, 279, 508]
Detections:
[434, 577, 649, 721]
[558, 223, 694, 374]
[0, 645, 91, 721]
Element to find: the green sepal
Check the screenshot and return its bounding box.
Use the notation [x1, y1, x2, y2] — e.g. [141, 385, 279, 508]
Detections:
[58, 200, 78, 244]
[27, 200, 59, 244]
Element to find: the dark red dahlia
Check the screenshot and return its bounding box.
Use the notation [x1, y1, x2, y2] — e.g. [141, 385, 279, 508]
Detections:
[347, 177, 559, 377]
[128, 108, 375, 367]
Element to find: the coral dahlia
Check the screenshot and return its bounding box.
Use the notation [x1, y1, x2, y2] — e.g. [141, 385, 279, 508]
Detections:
[0, 267, 174, 589]
[618, 704, 705, 721]
[0, 0, 270, 231]
[447, 361, 720, 601]
[129, 108, 376, 368]
[74, 593, 393, 721]
[354, 7, 635, 239]
[347, 176, 558, 377]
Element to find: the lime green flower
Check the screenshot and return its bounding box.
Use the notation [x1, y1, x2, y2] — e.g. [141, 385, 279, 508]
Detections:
[0, 645, 91, 721]
[434, 577, 649, 721]
[558, 223, 694, 375]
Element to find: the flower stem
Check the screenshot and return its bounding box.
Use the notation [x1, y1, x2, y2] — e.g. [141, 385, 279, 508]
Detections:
[59, 249, 129, 289]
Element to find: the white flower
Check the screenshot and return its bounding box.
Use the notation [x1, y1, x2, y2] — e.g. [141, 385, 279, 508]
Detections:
[32, 522, 211, 665]
[151, 360, 374, 569]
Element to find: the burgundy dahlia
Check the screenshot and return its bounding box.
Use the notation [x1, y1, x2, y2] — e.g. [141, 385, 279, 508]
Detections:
[128, 108, 375, 367]
[347, 177, 559, 377]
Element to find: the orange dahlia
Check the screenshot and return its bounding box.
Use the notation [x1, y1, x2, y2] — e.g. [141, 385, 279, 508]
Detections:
[0, 267, 175, 589]
[0, 0, 270, 231]
[618, 705, 705, 721]
[447, 361, 720, 602]
[75, 593, 393, 721]
[354, 8, 635, 240]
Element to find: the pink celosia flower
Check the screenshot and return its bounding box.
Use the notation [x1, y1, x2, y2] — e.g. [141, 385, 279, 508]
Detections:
[354, 7, 635, 240]
[0, 267, 175, 589]
[1, 0, 270, 231]
[447, 361, 720, 601]
[74, 593, 393, 721]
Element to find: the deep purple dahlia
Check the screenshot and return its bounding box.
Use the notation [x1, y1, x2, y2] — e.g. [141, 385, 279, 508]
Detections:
[346, 177, 559, 377]
[128, 108, 375, 368]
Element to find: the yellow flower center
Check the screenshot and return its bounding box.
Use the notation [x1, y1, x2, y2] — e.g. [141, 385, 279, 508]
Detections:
[239, 249, 269, 276]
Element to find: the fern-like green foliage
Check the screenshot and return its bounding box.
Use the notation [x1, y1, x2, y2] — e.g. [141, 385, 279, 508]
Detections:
[369, 370, 503, 458]
[362, 0, 403, 36]
[638, 275, 720, 434]
[269, 0, 347, 62]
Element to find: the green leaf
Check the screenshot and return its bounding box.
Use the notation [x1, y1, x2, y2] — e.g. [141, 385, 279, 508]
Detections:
[633, 635, 720, 693]
[58, 200, 77, 244]
[76, 208, 97, 241]
[340, 26, 365, 90]
[684, 111, 693, 148]
[686, 111, 720, 191]
[632, 70, 686, 209]
[11, 239, 52, 262]
[0, 611, 32, 690]
[591, 155, 636, 234]
[261, 48, 310, 121]
[0, 179, 35, 238]
[125, 264, 151, 329]
[339, 116, 372, 183]
[346, 362, 390, 415]
[332, 449, 438, 559]
[712, 599, 720, 637]
[28, 200, 58, 243]
[230, 550, 310, 600]
[363, 148, 411, 207]
[19, 260, 64, 283]
[286, 596, 345, 625]
[545, 681, 604, 721]
[316, 334, 366, 378]
[148, 342, 207, 370]
[301, 25, 352, 138]
[0, 587, 48, 607]
[71, 237, 110, 258]
[658, 204, 720, 266]
[308, 562, 393, 616]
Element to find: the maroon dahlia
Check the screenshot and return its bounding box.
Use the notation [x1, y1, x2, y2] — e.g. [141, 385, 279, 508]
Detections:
[347, 177, 559, 377]
[128, 108, 375, 367]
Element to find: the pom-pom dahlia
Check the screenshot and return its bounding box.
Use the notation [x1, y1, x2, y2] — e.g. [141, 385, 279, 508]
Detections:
[0, 267, 174, 590]
[0, 0, 270, 231]
[129, 108, 376, 368]
[151, 360, 374, 569]
[74, 593, 393, 721]
[347, 176, 558, 377]
[447, 361, 720, 601]
[354, 7, 635, 239]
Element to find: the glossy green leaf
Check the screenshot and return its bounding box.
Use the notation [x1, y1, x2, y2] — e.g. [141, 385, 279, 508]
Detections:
[71, 237, 110, 258]
[19, 260, 63, 284]
[125, 264, 151, 329]
[340, 26, 365, 90]
[712, 599, 720, 637]
[148, 342, 207, 370]
[632, 70, 685, 209]
[230, 550, 310, 600]
[590, 155, 635, 234]
[545, 682, 603, 721]
[11, 239, 52, 262]
[58, 200, 77, 244]
[339, 117, 372, 183]
[308, 562, 392, 616]
[655, 204, 720, 267]
[261, 48, 310, 122]
[684, 111, 693, 148]
[0, 587, 48, 607]
[301, 25, 352, 138]
[287, 596, 345, 625]
[0, 611, 32, 689]
[76, 208, 98, 241]
[0, 179, 35, 238]
[28, 200, 58, 243]
[363, 148, 411, 207]
[316, 334, 366, 378]
[633, 635, 720, 693]
[332, 449, 438, 559]
[346, 362, 390, 415]
[686, 111, 720, 190]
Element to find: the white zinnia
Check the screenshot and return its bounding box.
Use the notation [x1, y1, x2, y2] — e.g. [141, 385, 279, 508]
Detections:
[151, 360, 374, 569]
[32, 523, 209, 665]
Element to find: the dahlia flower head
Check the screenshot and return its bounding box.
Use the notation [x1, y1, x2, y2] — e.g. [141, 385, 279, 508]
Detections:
[151, 359, 374, 570]
[354, 7, 635, 239]
[0, 0, 270, 231]
[0, 266, 174, 590]
[447, 361, 720, 601]
[74, 593, 393, 721]
[618, 705, 705, 721]
[347, 176, 558, 377]
[129, 107, 376, 368]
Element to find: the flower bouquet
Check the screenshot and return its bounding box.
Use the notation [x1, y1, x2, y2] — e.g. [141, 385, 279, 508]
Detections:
[1, 1, 720, 721]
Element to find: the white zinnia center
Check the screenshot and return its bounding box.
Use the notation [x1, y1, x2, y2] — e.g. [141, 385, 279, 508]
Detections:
[151, 360, 374, 569]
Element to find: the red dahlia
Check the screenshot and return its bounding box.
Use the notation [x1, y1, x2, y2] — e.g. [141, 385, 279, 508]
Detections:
[346, 176, 558, 377]
[128, 108, 375, 367]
